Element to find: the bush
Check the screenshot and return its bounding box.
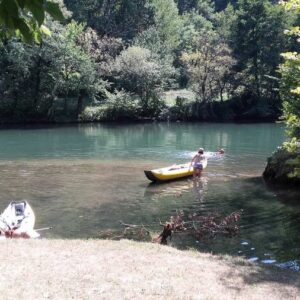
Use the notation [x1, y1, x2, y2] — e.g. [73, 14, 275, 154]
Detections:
[80, 106, 106, 122]
[81, 91, 139, 122]
[263, 147, 300, 186]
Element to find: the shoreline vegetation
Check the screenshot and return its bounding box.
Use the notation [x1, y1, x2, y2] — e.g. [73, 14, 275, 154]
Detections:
[0, 0, 296, 125]
[263, 148, 300, 186]
[0, 239, 299, 299]
[0, 89, 281, 125]
[0, 0, 299, 182]
[0, 0, 299, 185]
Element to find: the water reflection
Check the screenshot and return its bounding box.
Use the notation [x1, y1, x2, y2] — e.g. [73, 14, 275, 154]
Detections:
[0, 123, 299, 268]
[144, 180, 194, 199]
[143, 177, 208, 208]
[192, 177, 207, 203]
[0, 123, 285, 166]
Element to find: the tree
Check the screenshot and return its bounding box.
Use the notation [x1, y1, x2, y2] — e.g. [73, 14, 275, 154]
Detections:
[0, 19, 106, 121]
[175, 0, 200, 13]
[181, 31, 235, 103]
[214, 0, 237, 12]
[279, 0, 300, 145]
[231, 0, 290, 103]
[77, 27, 124, 80]
[175, 0, 217, 18]
[110, 46, 175, 115]
[196, 0, 216, 22]
[179, 10, 213, 52]
[215, 3, 236, 42]
[63, 0, 154, 40]
[134, 26, 169, 58]
[50, 21, 107, 118]
[280, 51, 300, 142]
[148, 0, 182, 51]
[176, 7, 215, 87]
[133, 0, 182, 80]
[263, 0, 300, 184]
[0, 0, 64, 42]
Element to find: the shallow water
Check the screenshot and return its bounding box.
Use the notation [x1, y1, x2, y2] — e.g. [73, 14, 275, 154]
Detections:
[0, 123, 299, 267]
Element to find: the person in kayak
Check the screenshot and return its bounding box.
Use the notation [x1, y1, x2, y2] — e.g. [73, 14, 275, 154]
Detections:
[190, 148, 207, 178]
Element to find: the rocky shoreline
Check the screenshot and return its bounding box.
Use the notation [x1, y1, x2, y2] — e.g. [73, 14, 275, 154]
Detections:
[263, 148, 300, 186]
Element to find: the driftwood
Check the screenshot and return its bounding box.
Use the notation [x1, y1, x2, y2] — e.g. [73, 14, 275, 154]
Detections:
[98, 210, 242, 245]
[153, 222, 172, 245]
[151, 209, 242, 244]
[119, 221, 150, 238]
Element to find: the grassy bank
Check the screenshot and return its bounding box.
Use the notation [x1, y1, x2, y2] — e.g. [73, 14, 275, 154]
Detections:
[0, 239, 299, 299]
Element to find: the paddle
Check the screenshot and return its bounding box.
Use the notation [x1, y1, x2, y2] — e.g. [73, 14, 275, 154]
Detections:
[35, 226, 53, 232]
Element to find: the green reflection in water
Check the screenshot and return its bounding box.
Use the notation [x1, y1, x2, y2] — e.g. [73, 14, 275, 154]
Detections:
[0, 123, 299, 265]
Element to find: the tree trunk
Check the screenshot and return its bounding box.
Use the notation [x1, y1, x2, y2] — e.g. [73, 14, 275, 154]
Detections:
[64, 97, 68, 113]
[48, 84, 58, 121]
[209, 102, 217, 120]
[34, 44, 43, 109]
[34, 56, 42, 108]
[220, 85, 224, 102]
[253, 54, 260, 101]
[76, 89, 85, 119]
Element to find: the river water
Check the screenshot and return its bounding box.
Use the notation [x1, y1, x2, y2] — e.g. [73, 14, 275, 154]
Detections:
[0, 123, 299, 268]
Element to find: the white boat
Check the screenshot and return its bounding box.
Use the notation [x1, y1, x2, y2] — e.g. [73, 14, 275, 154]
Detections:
[0, 201, 40, 239]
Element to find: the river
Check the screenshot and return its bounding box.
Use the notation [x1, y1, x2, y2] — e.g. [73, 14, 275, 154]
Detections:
[0, 123, 299, 269]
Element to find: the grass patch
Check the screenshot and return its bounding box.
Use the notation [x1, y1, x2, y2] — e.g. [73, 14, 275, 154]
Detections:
[0, 239, 299, 300]
[163, 89, 195, 106]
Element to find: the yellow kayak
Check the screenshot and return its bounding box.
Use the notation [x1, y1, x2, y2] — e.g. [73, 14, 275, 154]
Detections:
[144, 160, 207, 182]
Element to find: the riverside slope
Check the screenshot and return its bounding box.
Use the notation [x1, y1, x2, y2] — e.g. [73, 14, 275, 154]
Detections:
[0, 239, 299, 300]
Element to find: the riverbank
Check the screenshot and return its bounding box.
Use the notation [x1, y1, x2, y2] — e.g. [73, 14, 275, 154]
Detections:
[0, 90, 280, 124]
[0, 239, 299, 300]
[263, 147, 300, 186]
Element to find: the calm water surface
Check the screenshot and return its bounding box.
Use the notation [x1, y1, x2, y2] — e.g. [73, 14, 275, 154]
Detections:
[0, 123, 299, 268]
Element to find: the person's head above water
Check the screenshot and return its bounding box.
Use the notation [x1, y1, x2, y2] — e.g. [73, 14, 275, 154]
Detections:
[198, 148, 204, 154]
[218, 148, 225, 154]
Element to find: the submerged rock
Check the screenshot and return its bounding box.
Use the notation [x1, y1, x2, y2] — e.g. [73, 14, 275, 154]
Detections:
[261, 259, 276, 264]
[248, 257, 259, 262]
[241, 241, 249, 246]
[263, 148, 300, 186]
[276, 260, 300, 272]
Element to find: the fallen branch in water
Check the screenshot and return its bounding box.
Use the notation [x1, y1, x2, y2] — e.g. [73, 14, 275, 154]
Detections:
[153, 222, 173, 245]
[153, 209, 243, 245]
[98, 210, 242, 245]
[98, 222, 152, 242]
[120, 221, 150, 237]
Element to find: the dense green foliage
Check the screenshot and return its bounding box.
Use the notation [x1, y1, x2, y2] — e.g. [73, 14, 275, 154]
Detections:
[230, 0, 289, 107]
[263, 0, 300, 185]
[0, 0, 299, 123]
[279, 0, 300, 178]
[0, 18, 106, 122]
[63, 0, 154, 40]
[0, 0, 64, 42]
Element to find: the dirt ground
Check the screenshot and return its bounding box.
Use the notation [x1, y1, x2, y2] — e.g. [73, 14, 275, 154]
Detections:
[0, 239, 299, 300]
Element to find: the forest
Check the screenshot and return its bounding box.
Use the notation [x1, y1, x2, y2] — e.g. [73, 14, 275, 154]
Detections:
[0, 0, 299, 124]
